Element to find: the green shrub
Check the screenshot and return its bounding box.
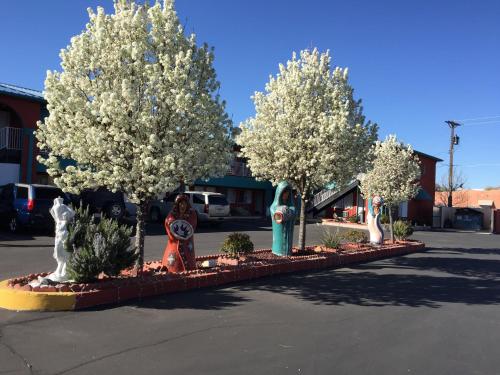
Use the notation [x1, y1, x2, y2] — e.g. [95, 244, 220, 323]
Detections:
[347, 215, 358, 223]
[380, 213, 390, 224]
[65, 206, 137, 282]
[343, 230, 368, 244]
[321, 228, 342, 249]
[220, 233, 254, 258]
[393, 220, 413, 241]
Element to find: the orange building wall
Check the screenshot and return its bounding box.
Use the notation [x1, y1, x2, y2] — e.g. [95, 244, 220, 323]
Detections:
[435, 189, 500, 208]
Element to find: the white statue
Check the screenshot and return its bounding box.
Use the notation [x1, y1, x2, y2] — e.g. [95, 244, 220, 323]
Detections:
[367, 196, 384, 245]
[47, 197, 75, 282]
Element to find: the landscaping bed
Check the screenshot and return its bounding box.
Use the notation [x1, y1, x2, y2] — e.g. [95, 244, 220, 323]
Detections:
[0, 241, 425, 311]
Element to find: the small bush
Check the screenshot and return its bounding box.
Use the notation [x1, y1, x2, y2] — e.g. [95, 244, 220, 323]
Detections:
[347, 215, 358, 223]
[220, 233, 254, 259]
[393, 220, 413, 241]
[343, 230, 368, 244]
[321, 228, 342, 249]
[380, 213, 390, 224]
[65, 206, 137, 283]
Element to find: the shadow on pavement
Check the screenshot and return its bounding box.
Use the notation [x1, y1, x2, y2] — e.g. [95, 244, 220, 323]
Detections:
[87, 288, 252, 312]
[0, 242, 53, 248]
[226, 247, 500, 308]
[429, 248, 500, 256]
[232, 269, 500, 308]
[0, 230, 36, 242]
[357, 253, 500, 280]
[87, 247, 500, 311]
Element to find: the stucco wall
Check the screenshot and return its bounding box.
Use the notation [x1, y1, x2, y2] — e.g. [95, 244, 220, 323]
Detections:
[0, 163, 20, 185]
[0, 94, 43, 183]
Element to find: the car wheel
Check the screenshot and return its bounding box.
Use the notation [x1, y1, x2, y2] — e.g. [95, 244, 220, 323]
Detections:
[149, 207, 161, 223]
[105, 203, 124, 219]
[8, 217, 18, 233]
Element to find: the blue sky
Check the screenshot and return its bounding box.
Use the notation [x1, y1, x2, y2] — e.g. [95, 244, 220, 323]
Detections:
[1, 0, 499, 188]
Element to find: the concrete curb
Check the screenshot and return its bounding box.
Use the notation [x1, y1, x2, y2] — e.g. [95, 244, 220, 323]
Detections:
[0, 280, 76, 311]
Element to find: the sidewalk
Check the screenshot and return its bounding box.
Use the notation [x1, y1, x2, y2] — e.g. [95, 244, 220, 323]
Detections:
[322, 219, 495, 235]
[320, 219, 368, 230]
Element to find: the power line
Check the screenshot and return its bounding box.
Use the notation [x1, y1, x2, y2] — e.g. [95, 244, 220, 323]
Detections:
[439, 163, 500, 168]
[458, 115, 500, 122]
[456, 163, 500, 168]
[462, 120, 500, 126]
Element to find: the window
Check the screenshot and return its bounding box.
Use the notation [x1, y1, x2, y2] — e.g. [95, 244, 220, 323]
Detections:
[165, 194, 177, 202]
[0, 185, 13, 200]
[226, 189, 236, 204]
[16, 186, 29, 199]
[36, 173, 50, 185]
[34, 187, 65, 200]
[193, 194, 205, 204]
[0, 110, 10, 128]
[208, 195, 228, 205]
[243, 190, 252, 204]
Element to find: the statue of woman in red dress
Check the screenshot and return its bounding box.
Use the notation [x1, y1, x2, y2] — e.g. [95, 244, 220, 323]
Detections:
[161, 194, 197, 272]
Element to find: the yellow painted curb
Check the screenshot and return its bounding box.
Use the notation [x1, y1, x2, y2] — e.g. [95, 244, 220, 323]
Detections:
[0, 280, 76, 311]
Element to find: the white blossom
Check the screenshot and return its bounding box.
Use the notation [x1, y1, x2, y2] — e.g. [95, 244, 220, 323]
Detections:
[36, 0, 232, 269]
[237, 48, 378, 249]
[360, 135, 421, 206]
[360, 135, 421, 241]
[36, 0, 231, 202]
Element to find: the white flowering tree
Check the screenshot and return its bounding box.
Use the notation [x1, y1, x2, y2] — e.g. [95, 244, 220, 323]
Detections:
[360, 135, 421, 242]
[238, 49, 378, 251]
[36, 0, 232, 271]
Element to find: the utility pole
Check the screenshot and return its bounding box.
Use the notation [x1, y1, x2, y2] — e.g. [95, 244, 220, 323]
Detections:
[445, 120, 461, 207]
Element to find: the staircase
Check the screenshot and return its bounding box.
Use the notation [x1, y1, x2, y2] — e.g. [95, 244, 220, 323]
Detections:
[309, 180, 359, 214]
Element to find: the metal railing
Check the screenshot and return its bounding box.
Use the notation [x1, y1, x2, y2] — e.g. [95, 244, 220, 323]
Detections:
[0, 127, 22, 150]
[312, 188, 338, 207]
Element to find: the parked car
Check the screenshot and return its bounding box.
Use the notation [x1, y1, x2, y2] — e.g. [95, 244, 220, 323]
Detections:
[164, 191, 231, 224]
[0, 183, 69, 233]
[69, 187, 126, 220]
[124, 195, 169, 222]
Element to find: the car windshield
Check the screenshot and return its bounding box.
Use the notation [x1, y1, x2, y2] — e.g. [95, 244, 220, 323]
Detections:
[208, 195, 228, 205]
[35, 187, 65, 200]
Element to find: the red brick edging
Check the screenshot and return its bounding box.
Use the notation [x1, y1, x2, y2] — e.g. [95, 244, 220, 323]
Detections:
[72, 241, 424, 309]
[4, 241, 424, 311]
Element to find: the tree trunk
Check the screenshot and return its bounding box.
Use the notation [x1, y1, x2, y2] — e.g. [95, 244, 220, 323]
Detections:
[134, 201, 148, 274]
[388, 204, 395, 243]
[179, 178, 186, 193]
[298, 195, 307, 252]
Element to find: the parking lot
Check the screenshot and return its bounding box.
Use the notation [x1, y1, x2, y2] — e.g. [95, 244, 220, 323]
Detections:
[1, 224, 500, 374]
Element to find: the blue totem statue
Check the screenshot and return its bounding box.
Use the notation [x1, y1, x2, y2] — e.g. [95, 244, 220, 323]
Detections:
[270, 181, 297, 256]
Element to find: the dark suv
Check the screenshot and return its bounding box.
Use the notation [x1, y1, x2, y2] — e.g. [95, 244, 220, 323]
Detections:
[69, 187, 125, 220]
[0, 183, 69, 233]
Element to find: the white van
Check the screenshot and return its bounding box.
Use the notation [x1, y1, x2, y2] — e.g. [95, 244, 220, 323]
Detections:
[165, 191, 231, 224]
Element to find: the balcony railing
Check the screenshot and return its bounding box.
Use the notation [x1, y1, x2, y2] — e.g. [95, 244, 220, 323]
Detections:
[0, 127, 22, 150]
[312, 188, 339, 208]
[228, 160, 252, 177]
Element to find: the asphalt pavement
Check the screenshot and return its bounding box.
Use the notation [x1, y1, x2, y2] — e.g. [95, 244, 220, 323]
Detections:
[1, 222, 500, 375]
